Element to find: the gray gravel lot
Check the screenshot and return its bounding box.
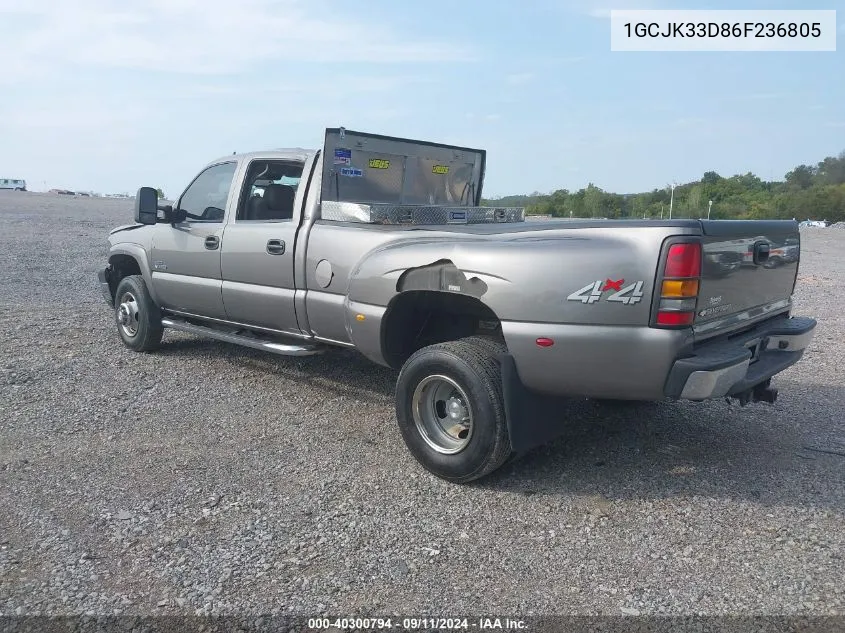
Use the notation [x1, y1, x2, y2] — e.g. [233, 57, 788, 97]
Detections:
[0, 191, 843, 618]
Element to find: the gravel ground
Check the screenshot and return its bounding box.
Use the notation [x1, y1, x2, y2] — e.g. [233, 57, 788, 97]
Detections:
[0, 191, 843, 618]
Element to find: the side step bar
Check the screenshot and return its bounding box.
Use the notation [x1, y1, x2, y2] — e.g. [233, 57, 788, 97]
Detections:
[161, 317, 322, 357]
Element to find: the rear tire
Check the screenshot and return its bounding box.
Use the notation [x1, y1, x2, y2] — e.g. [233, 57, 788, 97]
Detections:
[113, 275, 163, 352]
[395, 336, 512, 483]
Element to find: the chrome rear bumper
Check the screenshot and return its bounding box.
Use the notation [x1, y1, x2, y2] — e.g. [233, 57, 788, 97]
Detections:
[665, 316, 817, 401]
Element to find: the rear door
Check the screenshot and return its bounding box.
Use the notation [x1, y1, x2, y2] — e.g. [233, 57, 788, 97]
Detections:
[320, 128, 486, 206]
[219, 156, 311, 336]
[694, 220, 800, 340]
[150, 161, 238, 319]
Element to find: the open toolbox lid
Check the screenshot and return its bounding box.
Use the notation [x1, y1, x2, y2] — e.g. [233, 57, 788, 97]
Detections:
[320, 128, 487, 207]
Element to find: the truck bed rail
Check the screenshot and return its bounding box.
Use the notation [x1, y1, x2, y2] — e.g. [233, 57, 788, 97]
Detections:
[320, 201, 525, 225]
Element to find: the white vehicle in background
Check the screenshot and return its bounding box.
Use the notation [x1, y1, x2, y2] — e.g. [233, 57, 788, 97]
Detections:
[799, 220, 828, 228]
[0, 178, 26, 191]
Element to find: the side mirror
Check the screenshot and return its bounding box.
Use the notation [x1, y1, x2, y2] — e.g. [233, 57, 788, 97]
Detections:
[134, 187, 159, 225]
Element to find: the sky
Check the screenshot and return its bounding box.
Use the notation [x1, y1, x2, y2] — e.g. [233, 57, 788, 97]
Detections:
[0, 0, 843, 199]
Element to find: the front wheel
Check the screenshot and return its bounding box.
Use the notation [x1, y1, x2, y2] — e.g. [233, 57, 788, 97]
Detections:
[395, 337, 512, 483]
[113, 275, 163, 352]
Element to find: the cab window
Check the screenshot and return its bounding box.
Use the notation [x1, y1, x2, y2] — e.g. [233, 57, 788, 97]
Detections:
[237, 160, 304, 222]
[177, 162, 237, 223]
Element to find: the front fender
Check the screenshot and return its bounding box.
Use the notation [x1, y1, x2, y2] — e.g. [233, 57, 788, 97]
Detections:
[107, 243, 161, 306]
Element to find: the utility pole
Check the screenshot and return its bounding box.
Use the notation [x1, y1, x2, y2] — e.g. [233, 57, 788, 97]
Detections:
[669, 183, 676, 220]
[708, 199, 713, 220]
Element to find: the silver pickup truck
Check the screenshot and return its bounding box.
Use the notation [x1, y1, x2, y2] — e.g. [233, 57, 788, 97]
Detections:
[97, 128, 817, 483]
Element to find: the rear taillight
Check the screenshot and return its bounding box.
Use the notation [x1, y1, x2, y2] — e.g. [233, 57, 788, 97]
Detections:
[665, 243, 702, 278]
[653, 241, 702, 329]
[656, 310, 695, 326]
[660, 279, 699, 298]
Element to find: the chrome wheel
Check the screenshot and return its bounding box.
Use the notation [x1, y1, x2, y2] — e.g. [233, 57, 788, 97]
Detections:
[411, 374, 474, 455]
[116, 291, 140, 337]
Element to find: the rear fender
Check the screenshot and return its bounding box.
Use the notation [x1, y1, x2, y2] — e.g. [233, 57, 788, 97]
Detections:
[345, 240, 507, 365]
[345, 228, 686, 326]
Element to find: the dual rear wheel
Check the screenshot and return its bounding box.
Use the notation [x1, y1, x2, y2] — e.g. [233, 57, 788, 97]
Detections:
[395, 337, 513, 483]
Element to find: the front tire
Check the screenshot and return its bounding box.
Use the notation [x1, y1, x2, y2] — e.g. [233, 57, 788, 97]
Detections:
[395, 337, 512, 483]
[113, 275, 163, 352]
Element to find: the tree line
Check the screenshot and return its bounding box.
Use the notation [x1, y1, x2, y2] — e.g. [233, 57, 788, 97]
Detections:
[484, 150, 845, 223]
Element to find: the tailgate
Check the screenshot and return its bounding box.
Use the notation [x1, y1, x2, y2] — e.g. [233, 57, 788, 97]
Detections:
[320, 128, 486, 206]
[694, 220, 800, 339]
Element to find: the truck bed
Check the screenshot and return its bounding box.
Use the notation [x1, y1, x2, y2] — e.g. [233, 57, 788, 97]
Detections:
[316, 216, 800, 345]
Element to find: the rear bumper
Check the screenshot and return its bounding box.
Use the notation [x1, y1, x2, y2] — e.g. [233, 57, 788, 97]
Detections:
[664, 316, 817, 400]
[499, 314, 816, 455]
[97, 268, 113, 306]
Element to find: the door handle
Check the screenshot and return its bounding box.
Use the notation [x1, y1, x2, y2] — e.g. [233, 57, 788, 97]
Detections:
[204, 235, 220, 250]
[266, 239, 286, 255]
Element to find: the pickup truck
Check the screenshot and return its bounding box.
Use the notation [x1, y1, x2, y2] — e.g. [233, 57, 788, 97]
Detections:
[97, 128, 817, 483]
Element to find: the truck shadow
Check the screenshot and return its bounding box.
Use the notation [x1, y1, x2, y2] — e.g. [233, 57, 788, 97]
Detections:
[155, 339, 843, 511]
[154, 337, 397, 406]
[479, 380, 845, 512]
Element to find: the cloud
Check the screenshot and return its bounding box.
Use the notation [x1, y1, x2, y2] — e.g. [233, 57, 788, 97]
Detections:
[0, 0, 474, 82]
[721, 93, 790, 103]
[464, 113, 502, 123]
[506, 72, 535, 85]
[177, 73, 435, 101]
[548, 56, 589, 64]
[671, 117, 709, 128]
[0, 92, 151, 187]
[573, 0, 660, 19]
[587, 7, 613, 19]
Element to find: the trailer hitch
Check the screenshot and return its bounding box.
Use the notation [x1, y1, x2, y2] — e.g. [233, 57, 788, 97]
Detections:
[729, 379, 779, 406]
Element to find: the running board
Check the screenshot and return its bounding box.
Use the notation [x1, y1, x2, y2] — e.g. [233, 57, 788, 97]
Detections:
[160, 317, 322, 357]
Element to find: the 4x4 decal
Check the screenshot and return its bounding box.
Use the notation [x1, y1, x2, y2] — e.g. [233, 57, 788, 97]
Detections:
[567, 279, 645, 305]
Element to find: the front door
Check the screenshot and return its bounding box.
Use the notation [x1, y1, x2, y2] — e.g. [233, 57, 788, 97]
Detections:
[220, 158, 306, 335]
[151, 161, 238, 320]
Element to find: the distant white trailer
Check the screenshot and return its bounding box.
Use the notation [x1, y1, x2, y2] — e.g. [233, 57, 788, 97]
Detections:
[0, 178, 26, 191]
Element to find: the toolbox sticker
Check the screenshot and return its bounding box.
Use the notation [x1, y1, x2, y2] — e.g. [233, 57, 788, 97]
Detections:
[334, 148, 352, 165]
[368, 158, 390, 170]
[432, 165, 450, 175]
[339, 167, 363, 178]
